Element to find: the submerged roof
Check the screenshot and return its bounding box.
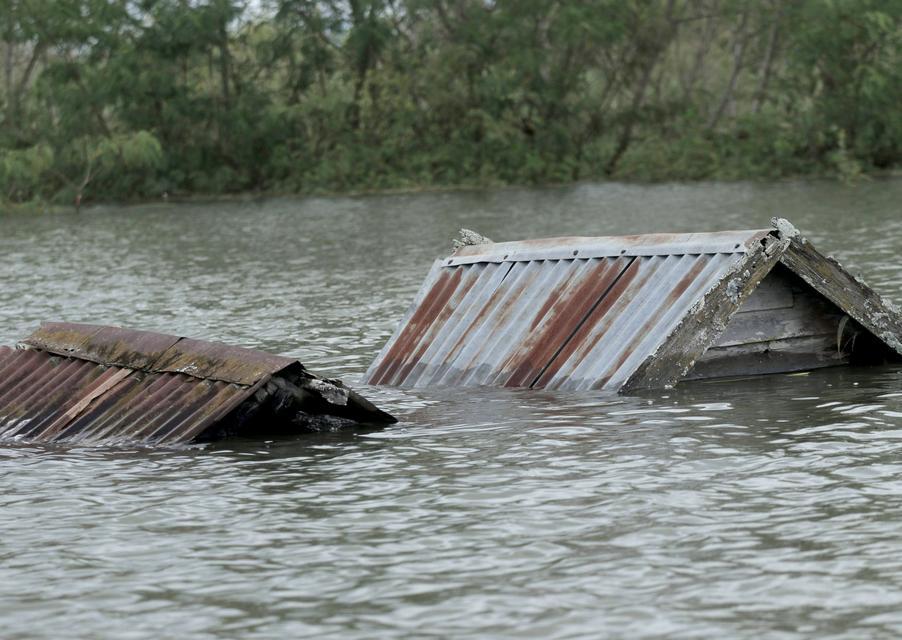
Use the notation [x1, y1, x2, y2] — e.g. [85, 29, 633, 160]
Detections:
[364, 219, 902, 392]
[0, 323, 390, 446]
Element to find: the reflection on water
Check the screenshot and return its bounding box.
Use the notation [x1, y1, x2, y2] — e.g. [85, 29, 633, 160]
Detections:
[2, 179, 902, 638]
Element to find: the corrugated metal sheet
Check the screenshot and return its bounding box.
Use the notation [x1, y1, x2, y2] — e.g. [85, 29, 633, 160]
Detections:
[0, 323, 293, 445]
[365, 229, 771, 391]
[0, 350, 254, 445]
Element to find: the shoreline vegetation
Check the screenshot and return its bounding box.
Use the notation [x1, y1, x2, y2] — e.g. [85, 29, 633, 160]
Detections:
[6, 169, 902, 217]
[1, 1, 900, 213]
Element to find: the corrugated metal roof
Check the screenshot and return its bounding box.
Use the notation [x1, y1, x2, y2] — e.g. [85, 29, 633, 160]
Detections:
[0, 322, 393, 446]
[364, 229, 773, 391]
[0, 346, 254, 445]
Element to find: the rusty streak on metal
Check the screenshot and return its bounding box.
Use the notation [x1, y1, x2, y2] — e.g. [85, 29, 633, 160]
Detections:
[367, 267, 465, 385]
[502, 257, 631, 388]
[530, 256, 647, 389]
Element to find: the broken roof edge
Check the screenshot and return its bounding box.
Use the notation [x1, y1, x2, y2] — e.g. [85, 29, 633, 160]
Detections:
[446, 228, 773, 266]
[18, 322, 300, 386]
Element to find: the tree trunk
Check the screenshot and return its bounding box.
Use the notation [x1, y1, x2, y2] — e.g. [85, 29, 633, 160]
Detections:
[681, 3, 719, 102]
[752, 2, 783, 114]
[347, 0, 370, 131]
[707, 8, 750, 130]
[5, 41, 44, 135]
[605, 0, 678, 175]
[3, 40, 12, 129]
[218, 29, 231, 109]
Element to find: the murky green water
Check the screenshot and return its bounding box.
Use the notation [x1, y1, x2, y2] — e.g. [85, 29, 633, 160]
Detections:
[2, 179, 902, 638]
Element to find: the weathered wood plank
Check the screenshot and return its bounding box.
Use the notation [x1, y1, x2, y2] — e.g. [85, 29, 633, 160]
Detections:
[779, 237, 902, 357]
[714, 287, 844, 347]
[735, 271, 794, 313]
[714, 307, 842, 347]
[686, 334, 848, 380]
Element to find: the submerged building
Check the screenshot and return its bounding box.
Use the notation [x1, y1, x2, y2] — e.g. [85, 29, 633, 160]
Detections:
[0, 322, 395, 445]
[365, 219, 902, 392]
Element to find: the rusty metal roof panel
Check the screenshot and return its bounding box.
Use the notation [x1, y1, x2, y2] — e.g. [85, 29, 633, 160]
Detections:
[54, 372, 251, 445]
[2, 323, 297, 445]
[364, 230, 762, 391]
[371, 261, 513, 387]
[2, 323, 395, 446]
[0, 347, 254, 445]
[429, 257, 633, 389]
[535, 252, 742, 390]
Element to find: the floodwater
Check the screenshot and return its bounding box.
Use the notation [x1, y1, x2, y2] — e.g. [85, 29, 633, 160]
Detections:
[2, 179, 902, 639]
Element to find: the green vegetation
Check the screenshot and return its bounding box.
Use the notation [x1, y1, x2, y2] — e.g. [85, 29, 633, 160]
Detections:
[1, 0, 900, 209]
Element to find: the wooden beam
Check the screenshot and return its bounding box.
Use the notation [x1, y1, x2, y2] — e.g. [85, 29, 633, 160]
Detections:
[686, 334, 849, 381]
[779, 237, 902, 357]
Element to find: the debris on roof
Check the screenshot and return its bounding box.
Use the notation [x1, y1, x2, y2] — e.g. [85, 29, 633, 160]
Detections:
[364, 218, 902, 392]
[0, 323, 395, 446]
[452, 228, 494, 250]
